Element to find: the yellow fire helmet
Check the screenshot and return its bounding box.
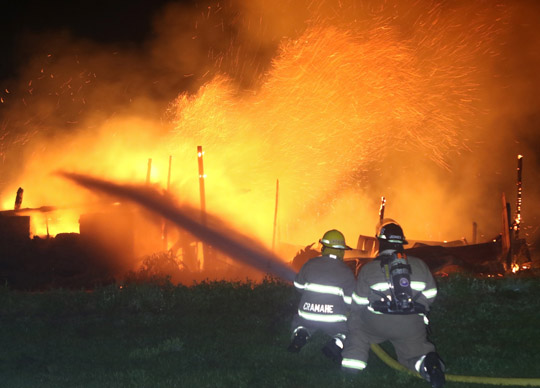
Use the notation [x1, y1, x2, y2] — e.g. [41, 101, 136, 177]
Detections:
[319, 229, 352, 250]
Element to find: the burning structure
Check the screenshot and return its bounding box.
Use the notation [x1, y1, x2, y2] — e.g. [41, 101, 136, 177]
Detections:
[0, 153, 533, 290]
[292, 157, 533, 278]
[1, 1, 540, 288]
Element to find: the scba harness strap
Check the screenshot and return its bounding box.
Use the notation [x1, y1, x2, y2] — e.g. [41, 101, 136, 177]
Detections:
[371, 252, 426, 315]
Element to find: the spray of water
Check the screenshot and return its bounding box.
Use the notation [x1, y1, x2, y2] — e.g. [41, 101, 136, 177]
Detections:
[58, 171, 297, 282]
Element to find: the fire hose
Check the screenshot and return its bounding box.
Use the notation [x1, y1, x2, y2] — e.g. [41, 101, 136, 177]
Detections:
[370, 343, 540, 386]
[61, 173, 539, 385]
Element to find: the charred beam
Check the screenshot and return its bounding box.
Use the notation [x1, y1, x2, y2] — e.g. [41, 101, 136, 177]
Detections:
[14, 187, 23, 210]
[513, 155, 523, 239]
[379, 196, 386, 222]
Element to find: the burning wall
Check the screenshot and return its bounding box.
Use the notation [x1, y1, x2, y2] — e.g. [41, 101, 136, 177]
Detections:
[1, 0, 540, 275]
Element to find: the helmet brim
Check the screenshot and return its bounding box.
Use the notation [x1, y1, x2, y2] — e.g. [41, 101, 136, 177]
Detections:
[319, 239, 353, 250]
[387, 239, 408, 245]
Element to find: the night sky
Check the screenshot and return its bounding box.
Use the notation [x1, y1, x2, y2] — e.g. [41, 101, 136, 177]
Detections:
[1, 0, 190, 80]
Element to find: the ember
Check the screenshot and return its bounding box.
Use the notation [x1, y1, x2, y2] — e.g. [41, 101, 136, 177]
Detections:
[0, 0, 539, 287]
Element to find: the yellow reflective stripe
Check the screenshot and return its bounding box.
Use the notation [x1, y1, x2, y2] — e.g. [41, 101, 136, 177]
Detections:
[367, 306, 384, 314]
[304, 282, 344, 297]
[342, 358, 367, 370]
[415, 355, 426, 372]
[423, 288, 437, 299]
[294, 281, 305, 290]
[320, 239, 348, 249]
[298, 282, 352, 304]
[411, 281, 426, 291]
[371, 282, 389, 292]
[298, 310, 347, 323]
[352, 293, 369, 305]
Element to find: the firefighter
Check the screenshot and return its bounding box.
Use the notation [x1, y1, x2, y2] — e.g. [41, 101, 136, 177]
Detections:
[288, 229, 356, 363]
[341, 220, 446, 388]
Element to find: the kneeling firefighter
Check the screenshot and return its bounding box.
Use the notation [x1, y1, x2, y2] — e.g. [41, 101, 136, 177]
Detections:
[341, 220, 446, 388]
[288, 229, 357, 363]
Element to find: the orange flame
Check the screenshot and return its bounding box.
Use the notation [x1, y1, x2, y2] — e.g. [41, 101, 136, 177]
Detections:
[0, 0, 527, 273]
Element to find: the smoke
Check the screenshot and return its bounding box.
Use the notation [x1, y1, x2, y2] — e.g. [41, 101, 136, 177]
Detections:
[1, 0, 540, 268]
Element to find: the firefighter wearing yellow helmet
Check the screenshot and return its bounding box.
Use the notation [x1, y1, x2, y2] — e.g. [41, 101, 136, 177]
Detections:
[341, 221, 446, 388]
[288, 229, 356, 364]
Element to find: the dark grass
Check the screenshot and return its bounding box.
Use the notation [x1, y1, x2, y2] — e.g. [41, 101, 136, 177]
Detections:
[0, 274, 539, 388]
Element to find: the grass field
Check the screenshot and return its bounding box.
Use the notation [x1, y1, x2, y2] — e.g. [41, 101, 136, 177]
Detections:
[0, 273, 539, 388]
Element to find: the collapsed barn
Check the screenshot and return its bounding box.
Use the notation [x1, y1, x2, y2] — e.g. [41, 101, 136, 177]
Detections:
[0, 155, 536, 290]
[0, 195, 533, 291]
[0, 205, 136, 289]
[0, 195, 269, 290]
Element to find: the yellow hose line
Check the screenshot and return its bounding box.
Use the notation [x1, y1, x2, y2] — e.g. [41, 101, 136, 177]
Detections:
[370, 344, 540, 386]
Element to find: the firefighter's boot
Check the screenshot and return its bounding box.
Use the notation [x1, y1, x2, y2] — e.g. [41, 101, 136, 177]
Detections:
[419, 352, 445, 388]
[322, 337, 344, 363]
[287, 328, 309, 353]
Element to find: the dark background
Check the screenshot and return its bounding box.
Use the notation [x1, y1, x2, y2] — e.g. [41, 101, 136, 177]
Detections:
[1, 0, 192, 81]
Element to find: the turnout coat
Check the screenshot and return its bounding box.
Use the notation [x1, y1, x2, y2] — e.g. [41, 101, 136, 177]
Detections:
[341, 249, 438, 373]
[292, 254, 356, 336]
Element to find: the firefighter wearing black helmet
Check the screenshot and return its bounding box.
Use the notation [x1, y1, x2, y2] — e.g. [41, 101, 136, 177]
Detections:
[288, 229, 356, 363]
[341, 220, 446, 388]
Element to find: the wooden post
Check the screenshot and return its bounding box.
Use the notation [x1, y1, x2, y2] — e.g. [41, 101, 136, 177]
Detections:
[379, 196, 386, 222]
[197, 146, 207, 270]
[167, 155, 172, 191]
[501, 192, 512, 270]
[14, 187, 24, 210]
[513, 155, 523, 239]
[272, 179, 279, 251]
[162, 156, 172, 251]
[197, 146, 206, 225]
[146, 158, 152, 185]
